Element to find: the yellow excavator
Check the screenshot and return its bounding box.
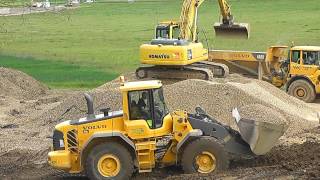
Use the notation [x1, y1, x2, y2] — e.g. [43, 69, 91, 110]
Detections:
[48, 77, 286, 179]
[136, 0, 249, 80]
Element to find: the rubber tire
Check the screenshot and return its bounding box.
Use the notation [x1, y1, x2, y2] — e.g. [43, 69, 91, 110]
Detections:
[85, 142, 134, 180]
[288, 79, 316, 103]
[181, 137, 229, 174]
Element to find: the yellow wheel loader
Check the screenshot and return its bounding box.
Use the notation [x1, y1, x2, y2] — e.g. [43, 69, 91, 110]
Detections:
[48, 77, 286, 179]
[136, 0, 249, 81]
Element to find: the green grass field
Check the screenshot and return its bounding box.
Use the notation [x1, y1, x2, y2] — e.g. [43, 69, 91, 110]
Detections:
[0, 0, 319, 88]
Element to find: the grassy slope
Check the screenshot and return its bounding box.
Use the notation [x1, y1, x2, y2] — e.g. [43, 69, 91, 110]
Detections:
[0, 0, 319, 88]
[0, 55, 117, 88]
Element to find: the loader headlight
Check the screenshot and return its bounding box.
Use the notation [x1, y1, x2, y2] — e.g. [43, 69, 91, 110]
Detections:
[187, 49, 192, 60]
[53, 130, 65, 151]
[59, 139, 65, 148]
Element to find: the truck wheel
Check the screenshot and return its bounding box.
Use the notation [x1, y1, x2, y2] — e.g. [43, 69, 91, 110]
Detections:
[288, 79, 316, 103]
[85, 142, 134, 180]
[181, 137, 229, 174]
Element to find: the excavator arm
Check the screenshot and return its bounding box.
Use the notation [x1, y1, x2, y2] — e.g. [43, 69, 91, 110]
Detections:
[179, 0, 205, 42]
[214, 0, 250, 38]
[178, 0, 250, 40]
[217, 0, 233, 25]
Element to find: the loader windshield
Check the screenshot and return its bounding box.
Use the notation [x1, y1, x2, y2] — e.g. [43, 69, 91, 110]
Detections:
[153, 88, 169, 128]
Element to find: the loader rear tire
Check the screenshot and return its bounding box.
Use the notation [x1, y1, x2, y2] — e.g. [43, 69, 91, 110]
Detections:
[288, 79, 316, 103]
[85, 142, 134, 180]
[181, 137, 229, 174]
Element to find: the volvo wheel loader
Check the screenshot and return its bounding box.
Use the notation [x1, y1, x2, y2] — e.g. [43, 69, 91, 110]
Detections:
[48, 77, 287, 180]
[136, 0, 249, 81]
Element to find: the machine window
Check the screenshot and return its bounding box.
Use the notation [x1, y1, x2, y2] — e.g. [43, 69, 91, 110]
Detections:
[302, 51, 320, 65]
[172, 26, 180, 39]
[152, 88, 169, 128]
[156, 28, 170, 39]
[291, 50, 300, 63]
[128, 90, 152, 127]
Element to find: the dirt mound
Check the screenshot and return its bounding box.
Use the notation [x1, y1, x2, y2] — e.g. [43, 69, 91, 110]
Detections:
[0, 67, 48, 99]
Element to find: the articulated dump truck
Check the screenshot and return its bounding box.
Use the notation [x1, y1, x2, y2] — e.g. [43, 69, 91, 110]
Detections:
[48, 78, 287, 180]
[209, 45, 320, 102]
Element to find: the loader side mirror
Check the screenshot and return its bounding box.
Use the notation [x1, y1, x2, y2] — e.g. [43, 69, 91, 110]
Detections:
[100, 108, 110, 117]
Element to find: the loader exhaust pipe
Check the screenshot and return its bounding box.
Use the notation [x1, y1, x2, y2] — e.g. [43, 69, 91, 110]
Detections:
[84, 93, 95, 120]
[214, 22, 250, 39]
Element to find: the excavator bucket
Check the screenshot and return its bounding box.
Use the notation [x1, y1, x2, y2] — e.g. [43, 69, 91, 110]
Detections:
[214, 22, 250, 39]
[232, 109, 288, 155]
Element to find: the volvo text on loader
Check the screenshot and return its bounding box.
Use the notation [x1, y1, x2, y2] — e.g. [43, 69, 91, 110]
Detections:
[48, 77, 286, 180]
[136, 0, 249, 81]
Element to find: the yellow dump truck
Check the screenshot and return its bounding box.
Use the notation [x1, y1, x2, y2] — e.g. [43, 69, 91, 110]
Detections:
[209, 46, 320, 102]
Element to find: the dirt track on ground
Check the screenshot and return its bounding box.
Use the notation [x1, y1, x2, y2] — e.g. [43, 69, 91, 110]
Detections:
[0, 68, 319, 179]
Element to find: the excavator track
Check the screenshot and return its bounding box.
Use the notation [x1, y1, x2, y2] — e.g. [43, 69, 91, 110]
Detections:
[136, 61, 229, 81]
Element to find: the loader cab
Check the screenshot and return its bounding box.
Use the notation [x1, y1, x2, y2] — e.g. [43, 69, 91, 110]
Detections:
[155, 22, 180, 39]
[120, 80, 172, 139]
[127, 88, 169, 129]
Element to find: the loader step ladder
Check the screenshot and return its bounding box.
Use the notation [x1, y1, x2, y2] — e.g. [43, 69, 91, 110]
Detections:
[135, 139, 156, 173]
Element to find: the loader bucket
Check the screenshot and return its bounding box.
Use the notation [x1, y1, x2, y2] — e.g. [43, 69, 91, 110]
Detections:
[214, 22, 250, 39]
[236, 118, 288, 155]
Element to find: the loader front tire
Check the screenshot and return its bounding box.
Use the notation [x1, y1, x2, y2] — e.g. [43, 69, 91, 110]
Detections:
[181, 137, 229, 174]
[288, 79, 316, 103]
[85, 142, 134, 180]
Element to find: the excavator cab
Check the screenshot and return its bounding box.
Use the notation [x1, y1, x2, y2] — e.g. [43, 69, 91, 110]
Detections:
[155, 22, 180, 39]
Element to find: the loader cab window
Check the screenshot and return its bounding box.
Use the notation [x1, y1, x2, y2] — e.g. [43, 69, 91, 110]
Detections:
[152, 88, 169, 128]
[156, 26, 170, 39]
[128, 88, 168, 129]
[302, 51, 320, 65]
[291, 50, 301, 63]
[128, 90, 152, 127]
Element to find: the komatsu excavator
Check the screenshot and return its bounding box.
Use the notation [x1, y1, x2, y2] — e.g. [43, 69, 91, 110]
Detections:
[48, 77, 286, 180]
[136, 0, 249, 80]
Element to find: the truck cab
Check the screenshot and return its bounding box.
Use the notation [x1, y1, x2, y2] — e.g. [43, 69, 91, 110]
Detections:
[286, 46, 320, 102]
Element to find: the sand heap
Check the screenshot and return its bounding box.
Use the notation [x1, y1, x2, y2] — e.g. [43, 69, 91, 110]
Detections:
[0, 67, 48, 99]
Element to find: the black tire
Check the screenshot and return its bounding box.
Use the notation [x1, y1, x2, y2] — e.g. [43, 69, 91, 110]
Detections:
[181, 137, 229, 174]
[85, 142, 134, 180]
[135, 68, 147, 79]
[288, 79, 316, 103]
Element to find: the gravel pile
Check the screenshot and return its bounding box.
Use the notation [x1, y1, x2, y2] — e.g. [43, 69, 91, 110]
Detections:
[238, 104, 288, 125]
[38, 86, 122, 127]
[35, 74, 319, 139]
[163, 79, 318, 137]
[0, 67, 48, 99]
